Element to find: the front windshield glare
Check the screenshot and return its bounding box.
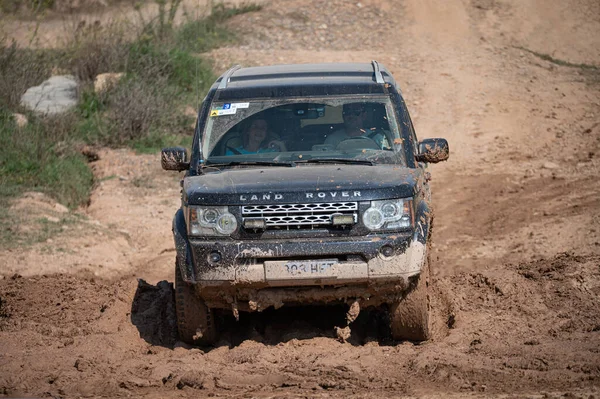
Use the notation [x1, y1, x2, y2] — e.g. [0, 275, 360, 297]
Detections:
[203, 97, 407, 166]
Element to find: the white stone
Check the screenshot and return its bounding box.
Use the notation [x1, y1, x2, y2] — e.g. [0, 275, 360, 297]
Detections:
[20, 75, 78, 115]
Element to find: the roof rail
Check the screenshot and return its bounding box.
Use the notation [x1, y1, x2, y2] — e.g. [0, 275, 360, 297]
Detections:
[218, 65, 242, 89]
[371, 60, 385, 84]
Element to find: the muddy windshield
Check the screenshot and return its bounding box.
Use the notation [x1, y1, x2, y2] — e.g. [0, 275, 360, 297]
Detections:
[202, 97, 407, 166]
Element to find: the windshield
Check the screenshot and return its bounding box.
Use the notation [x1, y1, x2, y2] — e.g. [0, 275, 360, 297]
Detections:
[202, 96, 407, 166]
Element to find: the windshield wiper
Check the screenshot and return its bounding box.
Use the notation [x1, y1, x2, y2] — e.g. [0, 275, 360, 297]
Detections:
[296, 158, 375, 166]
[203, 160, 296, 168]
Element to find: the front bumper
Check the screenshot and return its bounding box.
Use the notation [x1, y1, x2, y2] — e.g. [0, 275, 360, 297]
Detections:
[173, 210, 427, 288]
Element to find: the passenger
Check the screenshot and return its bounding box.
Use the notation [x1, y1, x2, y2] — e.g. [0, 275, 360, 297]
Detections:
[226, 119, 286, 155]
[324, 103, 386, 149]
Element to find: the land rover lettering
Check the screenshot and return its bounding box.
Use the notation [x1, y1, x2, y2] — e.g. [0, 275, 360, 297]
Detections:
[305, 191, 361, 199]
[240, 194, 284, 201]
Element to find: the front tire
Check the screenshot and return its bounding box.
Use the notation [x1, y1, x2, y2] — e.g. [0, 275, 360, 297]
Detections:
[390, 262, 431, 341]
[174, 261, 217, 346]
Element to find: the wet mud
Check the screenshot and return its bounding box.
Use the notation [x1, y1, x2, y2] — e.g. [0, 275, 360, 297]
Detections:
[1, 0, 600, 397]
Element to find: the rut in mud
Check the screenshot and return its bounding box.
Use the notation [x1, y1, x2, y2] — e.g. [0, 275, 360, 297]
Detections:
[1, 253, 599, 397]
[1, 0, 600, 397]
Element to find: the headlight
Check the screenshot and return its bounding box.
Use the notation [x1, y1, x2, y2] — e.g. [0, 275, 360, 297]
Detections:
[362, 198, 413, 230]
[186, 205, 238, 236]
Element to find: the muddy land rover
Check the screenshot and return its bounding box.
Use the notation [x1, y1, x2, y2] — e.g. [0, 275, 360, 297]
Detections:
[161, 62, 449, 345]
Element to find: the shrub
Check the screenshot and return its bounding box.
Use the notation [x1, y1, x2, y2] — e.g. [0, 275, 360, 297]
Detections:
[65, 20, 130, 82]
[0, 39, 58, 109]
[0, 110, 92, 208]
[0, 0, 54, 13]
[0, 2, 262, 210]
[176, 3, 262, 53]
[104, 75, 173, 145]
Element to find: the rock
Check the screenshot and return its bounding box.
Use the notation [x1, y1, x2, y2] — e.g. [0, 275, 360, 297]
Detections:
[20, 75, 78, 115]
[12, 113, 28, 128]
[45, 216, 60, 223]
[94, 72, 124, 93]
[54, 203, 69, 213]
[542, 162, 559, 170]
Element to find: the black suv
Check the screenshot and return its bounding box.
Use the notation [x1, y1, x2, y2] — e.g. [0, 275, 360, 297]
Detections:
[162, 62, 449, 345]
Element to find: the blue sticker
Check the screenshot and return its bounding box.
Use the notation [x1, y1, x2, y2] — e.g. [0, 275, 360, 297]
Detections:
[223, 103, 231, 109]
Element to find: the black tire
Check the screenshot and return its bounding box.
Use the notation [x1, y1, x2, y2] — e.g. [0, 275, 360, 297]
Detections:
[174, 261, 217, 346]
[390, 262, 431, 341]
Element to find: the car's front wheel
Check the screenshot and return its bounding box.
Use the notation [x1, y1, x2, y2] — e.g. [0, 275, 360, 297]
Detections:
[174, 261, 217, 346]
[389, 262, 431, 341]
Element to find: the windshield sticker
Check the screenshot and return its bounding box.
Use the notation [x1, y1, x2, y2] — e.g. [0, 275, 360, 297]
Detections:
[210, 108, 237, 117]
[210, 103, 248, 117]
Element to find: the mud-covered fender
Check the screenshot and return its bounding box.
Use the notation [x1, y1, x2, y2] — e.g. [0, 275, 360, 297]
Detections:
[414, 197, 432, 246]
[173, 209, 195, 282]
[369, 197, 432, 278]
[367, 198, 432, 279]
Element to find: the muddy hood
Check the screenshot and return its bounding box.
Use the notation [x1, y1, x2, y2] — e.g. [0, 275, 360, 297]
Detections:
[184, 165, 420, 205]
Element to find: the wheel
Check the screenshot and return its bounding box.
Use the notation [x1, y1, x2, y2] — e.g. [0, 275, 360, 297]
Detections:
[174, 261, 217, 346]
[390, 262, 431, 341]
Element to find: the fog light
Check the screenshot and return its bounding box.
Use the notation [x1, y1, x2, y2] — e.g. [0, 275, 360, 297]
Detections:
[244, 218, 266, 229]
[380, 245, 394, 258]
[332, 214, 355, 226]
[208, 251, 222, 264]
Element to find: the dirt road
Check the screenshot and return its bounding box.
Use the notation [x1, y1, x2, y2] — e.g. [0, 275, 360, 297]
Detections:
[1, 0, 600, 397]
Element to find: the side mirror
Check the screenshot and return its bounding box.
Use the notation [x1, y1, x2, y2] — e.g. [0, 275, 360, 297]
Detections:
[161, 147, 189, 171]
[415, 138, 449, 163]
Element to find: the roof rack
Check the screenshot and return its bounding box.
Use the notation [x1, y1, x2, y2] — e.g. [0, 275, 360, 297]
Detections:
[218, 65, 242, 89]
[371, 60, 385, 84]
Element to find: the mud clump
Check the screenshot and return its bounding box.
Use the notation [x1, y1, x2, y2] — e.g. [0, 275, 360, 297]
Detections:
[130, 279, 178, 347]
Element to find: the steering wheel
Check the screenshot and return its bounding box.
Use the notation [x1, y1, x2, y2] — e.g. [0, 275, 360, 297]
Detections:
[336, 136, 380, 151]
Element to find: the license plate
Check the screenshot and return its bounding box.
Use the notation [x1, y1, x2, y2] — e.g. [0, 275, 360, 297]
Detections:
[265, 259, 338, 280]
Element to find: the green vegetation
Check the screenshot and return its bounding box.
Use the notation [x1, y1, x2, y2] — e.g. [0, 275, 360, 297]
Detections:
[0, 0, 54, 13]
[0, 110, 93, 209]
[0, 2, 261, 214]
[176, 3, 262, 53]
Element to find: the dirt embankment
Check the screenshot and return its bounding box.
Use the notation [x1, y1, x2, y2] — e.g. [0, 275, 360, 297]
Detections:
[1, 0, 600, 397]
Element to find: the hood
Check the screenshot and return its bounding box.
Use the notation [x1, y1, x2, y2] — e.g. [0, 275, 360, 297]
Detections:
[184, 165, 420, 205]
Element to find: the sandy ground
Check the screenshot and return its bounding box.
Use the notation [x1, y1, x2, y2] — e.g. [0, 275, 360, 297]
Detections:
[1, 0, 600, 397]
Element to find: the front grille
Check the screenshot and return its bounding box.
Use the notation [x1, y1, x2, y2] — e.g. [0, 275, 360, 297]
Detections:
[242, 202, 358, 229]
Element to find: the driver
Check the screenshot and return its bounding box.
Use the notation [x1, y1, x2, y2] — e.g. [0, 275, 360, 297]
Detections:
[324, 103, 387, 149]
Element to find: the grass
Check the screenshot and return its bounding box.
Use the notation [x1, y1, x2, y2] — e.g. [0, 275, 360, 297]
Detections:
[0, 2, 262, 246]
[0, 110, 93, 209]
[176, 3, 262, 53]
